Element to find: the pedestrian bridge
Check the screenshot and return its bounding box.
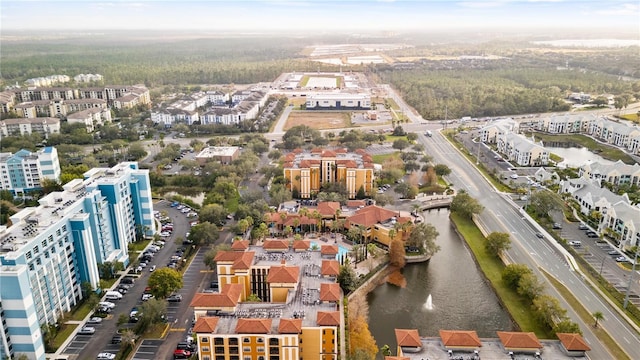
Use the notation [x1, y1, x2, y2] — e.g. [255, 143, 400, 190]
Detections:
[415, 194, 453, 211]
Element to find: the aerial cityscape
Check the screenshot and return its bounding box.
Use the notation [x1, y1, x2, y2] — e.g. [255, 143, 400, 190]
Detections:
[0, 1, 639, 360]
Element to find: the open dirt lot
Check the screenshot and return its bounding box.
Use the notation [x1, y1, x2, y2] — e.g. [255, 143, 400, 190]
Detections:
[284, 111, 350, 130]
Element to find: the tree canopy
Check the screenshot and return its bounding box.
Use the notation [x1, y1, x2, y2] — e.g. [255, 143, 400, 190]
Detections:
[148, 268, 183, 298]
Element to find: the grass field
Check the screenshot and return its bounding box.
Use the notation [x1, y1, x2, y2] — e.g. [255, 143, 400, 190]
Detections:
[372, 152, 400, 164]
[530, 133, 636, 164]
[284, 111, 351, 130]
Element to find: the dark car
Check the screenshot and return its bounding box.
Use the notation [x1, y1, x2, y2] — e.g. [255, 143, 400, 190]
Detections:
[535, 232, 544, 239]
[111, 334, 122, 344]
[210, 281, 219, 289]
[586, 231, 599, 238]
[177, 342, 195, 351]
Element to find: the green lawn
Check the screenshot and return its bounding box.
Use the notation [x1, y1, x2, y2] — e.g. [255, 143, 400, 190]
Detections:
[70, 301, 94, 321]
[384, 134, 408, 142]
[450, 212, 552, 338]
[371, 152, 400, 164]
[51, 323, 78, 351]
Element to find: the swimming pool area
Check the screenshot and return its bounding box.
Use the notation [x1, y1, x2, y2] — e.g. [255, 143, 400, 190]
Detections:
[310, 241, 350, 260]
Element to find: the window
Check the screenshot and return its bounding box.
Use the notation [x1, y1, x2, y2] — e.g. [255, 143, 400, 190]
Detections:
[42, 239, 47, 247]
[243, 338, 250, 343]
[33, 246, 39, 254]
[214, 338, 224, 345]
[202, 347, 210, 352]
[244, 357, 251, 360]
[203, 357, 210, 360]
[26, 251, 32, 260]
[215, 347, 224, 353]
[56, 229, 61, 236]
[202, 337, 209, 343]
[257, 338, 264, 343]
[243, 347, 250, 352]
[269, 338, 278, 346]
[229, 338, 239, 345]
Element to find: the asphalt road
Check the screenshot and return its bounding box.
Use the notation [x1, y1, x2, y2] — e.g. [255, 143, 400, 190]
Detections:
[418, 129, 640, 359]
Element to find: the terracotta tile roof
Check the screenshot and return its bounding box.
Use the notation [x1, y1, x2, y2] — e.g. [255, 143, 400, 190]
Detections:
[322, 149, 336, 157]
[193, 317, 219, 333]
[263, 239, 289, 251]
[292, 240, 310, 250]
[347, 205, 399, 227]
[317, 201, 341, 217]
[213, 251, 255, 270]
[292, 148, 303, 154]
[556, 333, 591, 351]
[336, 159, 357, 168]
[316, 311, 340, 326]
[283, 162, 293, 168]
[321, 244, 338, 255]
[311, 148, 323, 154]
[334, 148, 348, 154]
[321, 260, 340, 276]
[267, 264, 300, 283]
[266, 212, 284, 224]
[285, 153, 296, 161]
[235, 318, 272, 334]
[439, 330, 482, 347]
[231, 240, 249, 251]
[319, 283, 341, 302]
[395, 329, 422, 347]
[278, 318, 303, 334]
[283, 214, 316, 227]
[190, 283, 243, 308]
[346, 200, 366, 208]
[497, 331, 542, 349]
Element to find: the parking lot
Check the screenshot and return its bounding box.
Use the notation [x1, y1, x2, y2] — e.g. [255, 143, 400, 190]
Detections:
[131, 339, 164, 360]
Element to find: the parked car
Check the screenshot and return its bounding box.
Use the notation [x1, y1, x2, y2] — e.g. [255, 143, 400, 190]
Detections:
[142, 293, 154, 301]
[586, 231, 599, 238]
[535, 232, 544, 239]
[160, 231, 172, 237]
[616, 256, 628, 262]
[167, 294, 183, 302]
[78, 326, 96, 335]
[552, 223, 562, 229]
[578, 223, 588, 230]
[173, 349, 191, 359]
[568, 241, 581, 247]
[111, 334, 122, 344]
[87, 317, 103, 324]
[97, 353, 116, 360]
[149, 265, 156, 272]
[98, 302, 115, 309]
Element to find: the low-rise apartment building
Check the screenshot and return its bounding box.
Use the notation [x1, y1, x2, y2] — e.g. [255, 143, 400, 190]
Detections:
[66, 107, 112, 132]
[579, 160, 640, 186]
[535, 114, 596, 134]
[479, 118, 519, 143]
[496, 133, 549, 166]
[0, 117, 61, 138]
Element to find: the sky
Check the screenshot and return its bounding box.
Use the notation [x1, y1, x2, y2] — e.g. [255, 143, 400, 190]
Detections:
[1, 0, 638, 32]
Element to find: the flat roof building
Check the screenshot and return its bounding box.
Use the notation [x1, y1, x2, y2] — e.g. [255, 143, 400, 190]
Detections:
[195, 146, 240, 165]
[0, 162, 154, 360]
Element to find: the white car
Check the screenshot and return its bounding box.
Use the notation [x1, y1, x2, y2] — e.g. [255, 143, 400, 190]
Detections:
[98, 302, 115, 309]
[160, 231, 172, 237]
[149, 265, 156, 272]
[87, 317, 103, 324]
[141, 293, 154, 301]
[97, 352, 116, 360]
[510, 174, 519, 179]
[78, 326, 96, 335]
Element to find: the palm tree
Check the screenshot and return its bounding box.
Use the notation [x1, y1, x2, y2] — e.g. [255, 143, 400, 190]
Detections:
[312, 210, 322, 233]
[592, 311, 604, 328]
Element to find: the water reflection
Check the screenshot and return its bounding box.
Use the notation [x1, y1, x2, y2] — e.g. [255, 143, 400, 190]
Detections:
[367, 210, 514, 351]
[546, 146, 613, 168]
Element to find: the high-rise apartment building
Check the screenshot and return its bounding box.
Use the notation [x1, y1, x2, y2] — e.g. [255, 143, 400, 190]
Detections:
[0, 162, 155, 360]
[0, 147, 61, 195]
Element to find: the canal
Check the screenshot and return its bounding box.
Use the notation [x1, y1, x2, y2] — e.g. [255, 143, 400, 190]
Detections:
[367, 209, 514, 351]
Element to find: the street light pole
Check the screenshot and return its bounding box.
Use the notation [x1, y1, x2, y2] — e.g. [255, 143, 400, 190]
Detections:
[623, 246, 639, 309]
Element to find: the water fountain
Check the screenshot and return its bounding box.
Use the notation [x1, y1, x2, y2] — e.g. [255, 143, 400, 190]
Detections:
[424, 294, 433, 310]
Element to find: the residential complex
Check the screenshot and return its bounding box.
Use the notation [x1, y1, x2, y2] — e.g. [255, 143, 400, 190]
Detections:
[479, 118, 519, 143]
[190, 240, 342, 360]
[151, 90, 266, 127]
[560, 177, 640, 249]
[0, 147, 61, 195]
[579, 160, 640, 186]
[283, 148, 375, 199]
[0, 162, 154, 360]
[534, 114, 640, 155]
[0, 117, 61, 138]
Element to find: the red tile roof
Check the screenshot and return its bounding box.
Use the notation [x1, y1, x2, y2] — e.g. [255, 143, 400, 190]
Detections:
[316, 311, 340, 326]
[321, 244, 338, 255]
[292, 240, 310, 251]
[213, 251, 255, 270]
[439, 330, 482, 347]
[321, 149, 336, 157]
[321, 260, 340, 276]
[317, 201, 341, 217]
[497, 331, 542, 350]
[319, 283, 341, 302]
[346, 200, 366, 208]
[190, 283, 243, 308]
[262, 239, 289, 251]
[556, 333, 591, 352]
[267, 265, 300, 283]
[235, 318, 272, 334]
[346, 205, 399, 227]
[395, 329, 422, 347]
[334, 148, 348, 154]
[231, 240, 249, 251]
[193, 317, 219, 333]
[278, 318, 303, 334]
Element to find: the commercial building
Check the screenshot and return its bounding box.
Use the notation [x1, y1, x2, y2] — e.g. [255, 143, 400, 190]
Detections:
[283, 148, 375, 199]
[195, 146, 241, 166]
[0, 162, 155, 360]
[305, 93, 371, 110]
[0, 147, 61, 195]
[190, 240, 342, 360]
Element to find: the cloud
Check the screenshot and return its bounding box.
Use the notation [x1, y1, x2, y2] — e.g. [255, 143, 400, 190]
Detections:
[457, 1, 504, 8]
[593, 2, 639, 16]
